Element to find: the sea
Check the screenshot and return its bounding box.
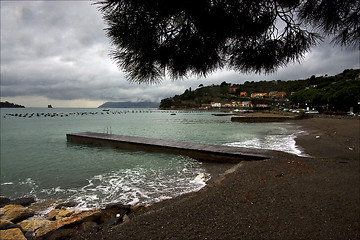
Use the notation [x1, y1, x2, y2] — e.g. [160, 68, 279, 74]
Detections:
[0, 108, 307, 212]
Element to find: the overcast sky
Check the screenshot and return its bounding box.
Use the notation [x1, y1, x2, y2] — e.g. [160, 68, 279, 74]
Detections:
[1, 1, 359, 108]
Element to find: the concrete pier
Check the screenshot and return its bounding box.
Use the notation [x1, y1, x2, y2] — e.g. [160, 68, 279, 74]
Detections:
[66, 132, 270, 163]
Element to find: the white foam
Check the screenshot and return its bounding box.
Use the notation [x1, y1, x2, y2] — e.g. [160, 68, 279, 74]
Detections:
[1, 182, 14, 185]
[225, 129, 309, 157]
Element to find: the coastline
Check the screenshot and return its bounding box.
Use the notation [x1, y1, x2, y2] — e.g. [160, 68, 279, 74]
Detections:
[1, 117, 359, 239]
[76, 117, 359, 240]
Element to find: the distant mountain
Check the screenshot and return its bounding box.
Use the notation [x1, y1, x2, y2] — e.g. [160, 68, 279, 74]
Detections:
[0, 101, 25, 108]
[98, 101, 159, 108]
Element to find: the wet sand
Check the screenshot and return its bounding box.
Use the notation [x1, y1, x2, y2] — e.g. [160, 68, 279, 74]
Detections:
[75, 117, 359, 240]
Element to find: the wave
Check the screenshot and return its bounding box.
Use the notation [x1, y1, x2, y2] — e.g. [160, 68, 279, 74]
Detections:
[3, 160, 210, 211]
[225, 129, 309, 157]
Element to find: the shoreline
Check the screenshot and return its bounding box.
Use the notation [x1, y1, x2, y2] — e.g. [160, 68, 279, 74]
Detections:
[1, 117, 359, 239]
[77, 117, 359, 240]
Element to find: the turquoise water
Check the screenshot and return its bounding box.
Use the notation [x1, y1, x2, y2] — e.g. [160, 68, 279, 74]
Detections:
[0, 108, 305, 209]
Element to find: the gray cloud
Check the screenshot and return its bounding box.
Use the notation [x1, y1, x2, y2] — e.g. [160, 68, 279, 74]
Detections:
[1, 1, 359, 107]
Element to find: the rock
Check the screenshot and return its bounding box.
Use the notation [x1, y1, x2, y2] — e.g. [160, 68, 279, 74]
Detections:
[130, 205, 148, 213]
[102, 218, 120, 227]
[0, 198, 11, 208]
[55, 208, 73, 220]
[80, 221, 98, 232]
[11, 197, 36, 207]
[46, 209, 60, 220]
[1, 205, 35, 223]
[0, 220, 22, 231]
[122, 214, 130, 223]
[24, 231, 34, 240]
[54, 201, 78, 209]
[0, 220, 12, 226]
[29, 200, 59, 213]
[42, 228, 75, 240]
[0, 228, 27, 240]
[34, 209, 101, 239]
[0, 197, 36, 208]
[18, 219, 52, 232]
[100, 203, 130, 224]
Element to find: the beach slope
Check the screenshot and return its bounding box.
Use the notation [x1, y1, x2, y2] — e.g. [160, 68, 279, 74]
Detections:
[76, 117, 359, 240]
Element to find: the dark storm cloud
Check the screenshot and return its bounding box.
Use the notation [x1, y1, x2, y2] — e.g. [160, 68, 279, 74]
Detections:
[1, 1, 358, 107]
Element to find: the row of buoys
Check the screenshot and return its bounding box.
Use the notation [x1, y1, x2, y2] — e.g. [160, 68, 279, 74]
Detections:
[2, 110, 202, 118]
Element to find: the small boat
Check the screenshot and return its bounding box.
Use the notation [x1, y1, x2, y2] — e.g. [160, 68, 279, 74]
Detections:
[102, 109, 110, 112]
[48, 105, 53, 108]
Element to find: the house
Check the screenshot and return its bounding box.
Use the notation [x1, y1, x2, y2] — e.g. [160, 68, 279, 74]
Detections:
[228, 88, 237, 94]
[211, 102, 222, 108]
[251, 93, 268, 98]
[200, 104, 212, 110]
[240, 101, 252, 108]
[239, 92, 247, 97]
[223, 103, 232, 108]
[269, 91, 287, 99]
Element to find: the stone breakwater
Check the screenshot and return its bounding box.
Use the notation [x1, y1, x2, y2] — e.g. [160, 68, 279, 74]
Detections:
[0, 197, 147, 240]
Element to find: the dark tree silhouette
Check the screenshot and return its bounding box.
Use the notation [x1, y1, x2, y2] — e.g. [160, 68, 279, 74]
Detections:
[97, 0, 359, 83]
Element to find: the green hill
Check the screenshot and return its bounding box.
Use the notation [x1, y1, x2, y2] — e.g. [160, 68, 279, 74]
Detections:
[159, 69, 360, 112]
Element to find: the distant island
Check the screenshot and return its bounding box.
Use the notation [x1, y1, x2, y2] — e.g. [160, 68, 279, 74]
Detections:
[0, 101, 25, 108]
[99, 101, 159, 108]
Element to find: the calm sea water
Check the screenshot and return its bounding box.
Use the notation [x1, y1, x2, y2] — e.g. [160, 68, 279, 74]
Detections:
[0, 108, 306, 210]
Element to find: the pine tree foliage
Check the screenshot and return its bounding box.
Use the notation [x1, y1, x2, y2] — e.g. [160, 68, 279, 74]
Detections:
[97, 0, 359, 83]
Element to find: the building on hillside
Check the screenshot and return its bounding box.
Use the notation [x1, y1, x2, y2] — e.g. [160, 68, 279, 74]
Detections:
[240, 101, 253, 108]
[251, 93, 268, 98]
[239, 92, 247, 97]
[269, 91, 287, 99]
[222, 103, 232, 108]
[200, 104, 211, 110]
[228, 88, 237, 94]
[211, 102, 222, 108]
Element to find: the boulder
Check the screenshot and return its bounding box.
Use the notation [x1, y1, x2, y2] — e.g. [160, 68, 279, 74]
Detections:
[0, 228, 26, 240]
[54, 201, 78, 209]
[122, 214, 130, 223]
[34, 209, 101, 239]
[46, 209, 60, 220]
[18, 219, 52, 232]
[100, 203, 130, 223]
[24, 231, 34, 240]
[1, 205, 35, 223]
[0, 220, 22, 231]
[0, 220, 12, 226]
[0, 198, 11, 208]
[11, 197, 36, 207]
[130, 205, 148, 213]
[0, 197, 36, 208]
[55, 208, 73, 220]
[80, 221, 98, 232]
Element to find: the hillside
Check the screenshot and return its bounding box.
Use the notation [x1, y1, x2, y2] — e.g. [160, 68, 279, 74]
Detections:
[99, 101, 159, 108]
[159, 69, 360, 112]
[0, 101, 25, 108]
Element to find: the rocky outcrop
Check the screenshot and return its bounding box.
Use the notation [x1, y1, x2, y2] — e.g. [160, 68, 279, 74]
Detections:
[18, 219, 52, 232]
[0, 228, 27, 240]
[0, 200, 149, 240]
[34, 209, 101, 239]
[55, 208, 73, 220]
[0, 197, 35, 208]
[54, 201, 77, 209]
[99, 203, 131, 224]
[1, 205, 35, 223]
[45, 209, 59, 220]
